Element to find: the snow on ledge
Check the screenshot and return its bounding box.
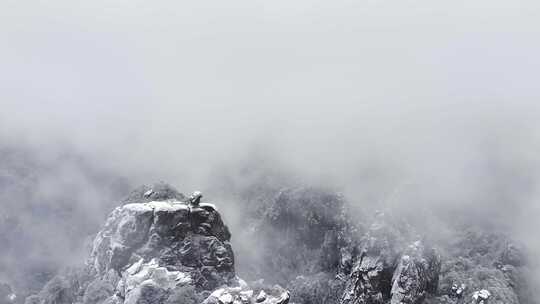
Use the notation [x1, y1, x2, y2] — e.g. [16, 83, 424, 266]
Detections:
[199, 202, 217, 211]
[122, 201, 189, 213]
[123, 203, 153, 213]
[147, 201, 189, 212]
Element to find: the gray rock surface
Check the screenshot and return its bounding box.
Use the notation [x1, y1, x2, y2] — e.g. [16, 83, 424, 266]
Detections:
[23, 184, 533, 304]
[390, 241, 441, 304]
[202, 283, 290, 304]
[471, 290, 491, 304]
[26, 183, 289, 304]
[84, 184, 238, 304]
[88, 198, 235, 292]
[241, 188, 442, 304]
[341, 212, 408, 304]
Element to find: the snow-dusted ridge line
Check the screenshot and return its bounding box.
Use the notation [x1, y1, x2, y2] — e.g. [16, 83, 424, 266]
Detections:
[122, 200, 218, 213]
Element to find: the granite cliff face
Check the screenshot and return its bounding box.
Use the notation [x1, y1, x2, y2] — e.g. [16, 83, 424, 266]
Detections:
[89, 199, 234, 291]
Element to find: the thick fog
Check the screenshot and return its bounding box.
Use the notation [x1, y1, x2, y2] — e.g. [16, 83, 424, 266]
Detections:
[1, 0, 540, 294]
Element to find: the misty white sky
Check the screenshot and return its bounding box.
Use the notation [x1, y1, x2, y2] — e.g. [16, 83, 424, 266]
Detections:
[1, 0, 540, 228]
[2, 1, 540, 285]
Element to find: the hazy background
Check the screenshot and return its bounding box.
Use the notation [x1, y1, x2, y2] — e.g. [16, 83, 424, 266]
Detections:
[1, 0, 540, 296]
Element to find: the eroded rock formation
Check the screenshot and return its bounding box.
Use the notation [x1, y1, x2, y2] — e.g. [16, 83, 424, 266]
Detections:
[24, 184, 532, 304]
[26, 183, 289, 304]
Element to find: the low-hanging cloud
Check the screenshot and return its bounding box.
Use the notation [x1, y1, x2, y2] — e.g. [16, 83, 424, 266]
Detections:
[1, 0, 540, 295]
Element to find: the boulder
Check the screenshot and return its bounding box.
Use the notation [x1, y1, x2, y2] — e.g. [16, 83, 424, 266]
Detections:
[449, 283, 466, 299]
[471, 290, 490, 304]
[88, 187, 235, 293]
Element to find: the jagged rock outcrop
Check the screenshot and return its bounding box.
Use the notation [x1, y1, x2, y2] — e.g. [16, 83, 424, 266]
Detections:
[23, 183, 533, 304]
[240, 187, 442, 304]
[341, 212, 397, 304]
[26, 183, 289, 304]
[237, 187, 359, 304]
[471, 290, 491, 304]
[390, 241, 441, 304]
[240, 185, 535, 304]
[88, 198, 235, 292]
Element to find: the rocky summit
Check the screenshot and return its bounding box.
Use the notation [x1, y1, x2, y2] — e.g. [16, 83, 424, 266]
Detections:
[24, 183, 532, 304]
[25, 183, 289, 304]
[89, 199, 234, 292]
